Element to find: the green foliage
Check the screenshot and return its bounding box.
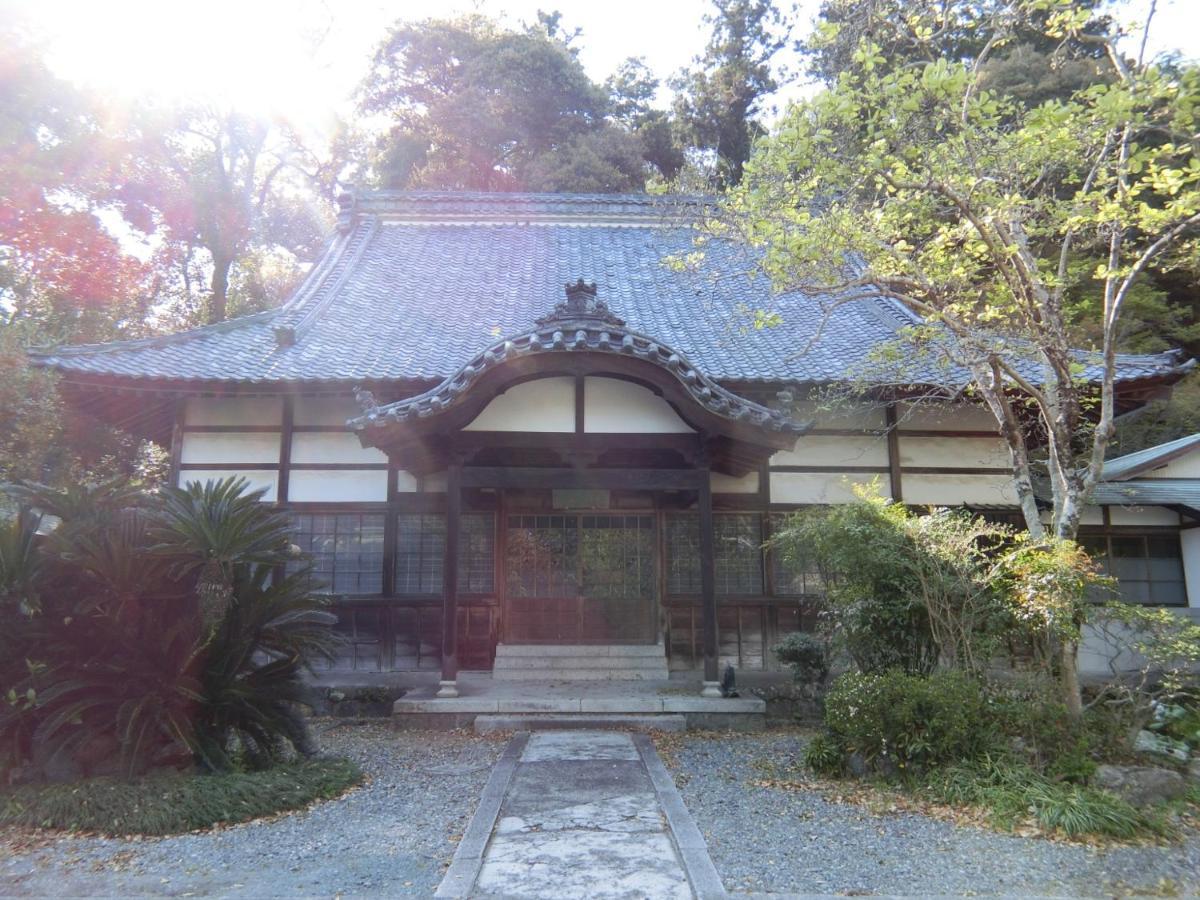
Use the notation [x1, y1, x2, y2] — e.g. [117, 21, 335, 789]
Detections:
[824, 670, 993, 770]
[671, 0, 792, 187]
[0, 757, 360, 836]
[802, 732, 845, 776]
[773, 487, 1015, 674]
[0, 477, 334, 780]
[713, 0, 1200, 547]
[772, 492, 936, 675]
[356, 15, 685, 191]
[774, 632, 829, 687]
[923, 756, 1167, 840]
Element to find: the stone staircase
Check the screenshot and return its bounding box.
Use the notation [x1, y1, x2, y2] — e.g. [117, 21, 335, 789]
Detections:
[492, 643, 670, 681]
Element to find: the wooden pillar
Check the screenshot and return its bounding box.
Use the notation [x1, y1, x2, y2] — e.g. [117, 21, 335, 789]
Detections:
[697, 465, 721, 695]
[885, 402, 903, 502]
[438, 461, 463, 697]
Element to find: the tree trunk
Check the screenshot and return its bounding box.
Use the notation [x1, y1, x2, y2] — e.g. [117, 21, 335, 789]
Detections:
[208, 256, 231, 324]
[1060, 638, 1083, 723]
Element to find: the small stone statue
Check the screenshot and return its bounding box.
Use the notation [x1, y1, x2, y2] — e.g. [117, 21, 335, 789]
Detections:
[720, 663, 739, 698]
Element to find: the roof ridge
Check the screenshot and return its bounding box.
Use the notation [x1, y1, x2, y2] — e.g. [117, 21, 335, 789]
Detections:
[273, 216, 381, 347]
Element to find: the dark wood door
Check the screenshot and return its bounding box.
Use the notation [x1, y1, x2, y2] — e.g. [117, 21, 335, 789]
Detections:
[504, 513, 656, 643]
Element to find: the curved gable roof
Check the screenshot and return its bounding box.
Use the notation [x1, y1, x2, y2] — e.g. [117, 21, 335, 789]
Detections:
[32, 191, 1193, 391]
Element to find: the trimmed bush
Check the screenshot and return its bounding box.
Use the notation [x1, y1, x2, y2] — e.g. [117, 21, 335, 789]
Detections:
[0, 757, 360, 836]
[824, 669, 993, 771]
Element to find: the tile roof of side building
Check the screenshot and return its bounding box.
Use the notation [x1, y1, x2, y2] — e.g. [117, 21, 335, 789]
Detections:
[31, 191, 1194, 389]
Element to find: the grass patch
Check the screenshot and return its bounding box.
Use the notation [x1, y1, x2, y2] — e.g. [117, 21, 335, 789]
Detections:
[921, 755, 1175, 840]
[0, 757, 362, 836]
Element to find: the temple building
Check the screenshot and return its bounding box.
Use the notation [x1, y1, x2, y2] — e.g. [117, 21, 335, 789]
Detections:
[33, 192, 1199, 698]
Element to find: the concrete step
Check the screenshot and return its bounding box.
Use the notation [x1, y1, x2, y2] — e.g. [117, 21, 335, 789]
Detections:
[493, 667, 669, 681]
[493, 655, 671, 670]
[495, 644, 666, 658]
[473, 714, 686, 734]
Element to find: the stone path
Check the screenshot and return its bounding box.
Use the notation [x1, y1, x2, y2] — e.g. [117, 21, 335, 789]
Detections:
[437, 730, 726, 899]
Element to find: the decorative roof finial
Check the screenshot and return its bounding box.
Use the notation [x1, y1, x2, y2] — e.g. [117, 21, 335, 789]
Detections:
[537, 279, 624, 327]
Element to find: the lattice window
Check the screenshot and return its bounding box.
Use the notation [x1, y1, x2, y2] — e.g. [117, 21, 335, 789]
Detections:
[1080, 532, 1187, 606]
[665, 513, 764, 595]
[394, 513, 495, 597]
[769, 513, 824, 596]
[460, 513, 496, 594]
[506, 514, 580, 598]
[395, 513, 446, 595]
[289, 513, 385, 595]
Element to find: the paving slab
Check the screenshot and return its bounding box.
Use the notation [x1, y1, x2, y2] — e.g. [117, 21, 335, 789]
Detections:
[437, 730, 727, 899]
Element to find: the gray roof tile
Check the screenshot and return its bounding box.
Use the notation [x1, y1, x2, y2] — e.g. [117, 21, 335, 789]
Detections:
[33, 192, 1194, 389]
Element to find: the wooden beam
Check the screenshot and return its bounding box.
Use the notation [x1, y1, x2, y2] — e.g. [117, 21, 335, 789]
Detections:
[278, 397, 294, 504]
[886, 403, 903, 502]
[460, 467, 703, 490]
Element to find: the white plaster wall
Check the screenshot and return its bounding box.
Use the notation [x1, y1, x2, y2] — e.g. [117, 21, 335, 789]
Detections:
[290, 432, 387, 465]
[1183, 528, 1200, 608]
[293, 395, 359, 427]
[772, 435, 888, 468]
[1039, 508, 1106, 526]
[180, 432, 280, 465]
[178, 470, 278, 501]
[420, 472, 448, 492]
[770, 472, 890, 503]
[288, 469, 388, 503]
[1107, 506, 1181, 527]
[895, 402, 999, 432]
[712, 471, 760, 494]
[584, 377, 694, 433]
[791, 400, 886, 430]
[898, 436, 1010, 469]
[1080, 608, 1200, 678]
[1141, 455, 1200, 478]
[901, 473, 1018, 506]
[464, 377, 575, 432]
[184, 397, 282, 427]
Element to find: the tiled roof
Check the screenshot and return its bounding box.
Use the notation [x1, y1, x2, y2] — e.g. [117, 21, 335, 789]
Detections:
[1089, 480, 1200, 510]
[32, 191, 1195, 390]
[349, 279, 805, 438]
[1101, 432, 1200, 481]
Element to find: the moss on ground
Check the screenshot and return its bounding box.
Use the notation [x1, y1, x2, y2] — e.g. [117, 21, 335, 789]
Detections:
[0, 757, 362, 836]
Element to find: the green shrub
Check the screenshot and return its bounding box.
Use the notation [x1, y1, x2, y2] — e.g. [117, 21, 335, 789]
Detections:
[775, 632, 829, 687]
[802, 732, 844, 776]
[0, 757, 360, 835]
[824, 669, 993, 770]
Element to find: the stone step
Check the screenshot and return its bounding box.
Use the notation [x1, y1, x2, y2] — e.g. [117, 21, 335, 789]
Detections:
[492, 667, 669, 681]
[493, 655, 671, 670]
[473, 714, 686, 734]
[494, 644, 667, 658]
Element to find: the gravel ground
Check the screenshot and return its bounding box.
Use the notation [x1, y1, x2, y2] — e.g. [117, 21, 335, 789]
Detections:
[0, 721, 503, 898]
[666, 730, 1200, 898]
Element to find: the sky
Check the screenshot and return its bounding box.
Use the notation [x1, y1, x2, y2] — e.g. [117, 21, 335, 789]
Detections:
[5, 0, 1200, 145]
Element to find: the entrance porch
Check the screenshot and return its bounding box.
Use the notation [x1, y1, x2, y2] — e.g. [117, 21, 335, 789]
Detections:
[388, 670, 766, 732]
[346, 280, 807, 699]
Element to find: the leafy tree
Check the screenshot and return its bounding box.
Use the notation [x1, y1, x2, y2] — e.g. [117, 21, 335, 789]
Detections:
[357, 15, 684, 192]
[712, 1, 1200, 717]
[0, 25, 156, 344]
[672, 0, 793, 187]
[134, 106, 337, 326]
